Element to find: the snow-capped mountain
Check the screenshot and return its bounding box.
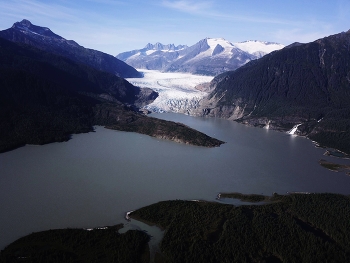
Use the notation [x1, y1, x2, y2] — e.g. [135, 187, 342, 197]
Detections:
[149, 42, 187, 51]
[116, 38, 285, 76]
[116, 42, 188, 71]
[164, 38, 253, 76]
[233, 40, 285, 58]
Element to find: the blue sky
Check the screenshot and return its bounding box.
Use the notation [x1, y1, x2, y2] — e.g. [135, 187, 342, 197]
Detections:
[1, 0, 350, 55]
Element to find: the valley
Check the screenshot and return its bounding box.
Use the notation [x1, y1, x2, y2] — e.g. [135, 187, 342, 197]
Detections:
[1, 11, 350, 262]
[1, 113, 350, 252]
[0, 25, 223, 152]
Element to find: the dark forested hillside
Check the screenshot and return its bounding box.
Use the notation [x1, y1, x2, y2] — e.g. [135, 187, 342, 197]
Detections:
[198, 31, 350, 153]
[0, 37, 223, 152]
[0, 36, 154, 104]
[0, 36, 151, 152]
[0, 19, 142, 78]
[3, 193, 349, 262]
[0, 225, 150, 263]
[131, 193, 350, 263]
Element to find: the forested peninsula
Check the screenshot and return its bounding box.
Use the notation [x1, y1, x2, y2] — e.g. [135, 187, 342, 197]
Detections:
[2, 193, 349, 262]
[0, 37, 223, 153]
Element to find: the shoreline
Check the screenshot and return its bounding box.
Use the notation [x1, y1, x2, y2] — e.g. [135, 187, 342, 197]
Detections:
[125, 211, 133, 221]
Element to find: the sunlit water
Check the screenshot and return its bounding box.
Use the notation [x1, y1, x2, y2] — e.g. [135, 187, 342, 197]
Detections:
[1, 113, 349, 249]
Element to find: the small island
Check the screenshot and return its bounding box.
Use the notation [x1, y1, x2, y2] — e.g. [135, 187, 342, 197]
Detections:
[319, 159, 350, 175]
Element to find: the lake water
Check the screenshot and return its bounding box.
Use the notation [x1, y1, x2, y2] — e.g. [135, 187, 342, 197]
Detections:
[1, 113, 350, 249]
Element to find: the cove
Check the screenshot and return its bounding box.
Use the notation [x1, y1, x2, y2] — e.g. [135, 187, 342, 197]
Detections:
[1, 113, 350, 249]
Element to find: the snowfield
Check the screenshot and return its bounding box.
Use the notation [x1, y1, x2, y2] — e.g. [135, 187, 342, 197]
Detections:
[234, 40, 285, 57]
[126, 70, 213, 113]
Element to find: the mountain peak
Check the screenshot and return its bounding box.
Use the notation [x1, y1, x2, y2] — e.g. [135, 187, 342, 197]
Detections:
[19, 19, 32, 27]
[11, 19, 62, 40]
[206, 37, 226, 41]
[12, 19, 32, 29]
[206, 38, 234, 50]
[0, 19, 141, 78]
[143, 42, 187, 51]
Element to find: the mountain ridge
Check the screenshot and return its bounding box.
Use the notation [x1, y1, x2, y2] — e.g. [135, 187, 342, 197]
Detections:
[116, 38, 284, 76]
[194, 31, 350, 153]
[0, 19, 142, 78]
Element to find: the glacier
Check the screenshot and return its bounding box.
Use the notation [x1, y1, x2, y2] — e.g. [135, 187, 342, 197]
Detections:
[126, 70, 213, 114]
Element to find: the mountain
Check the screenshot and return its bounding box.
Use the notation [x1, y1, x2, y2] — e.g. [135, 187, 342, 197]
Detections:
[234, 40, 285, 58]
[0, 19, 142, 78]
[116, 42, 188, 71]
[116, 38, 284, 75]
[195, 31, 350, 153]
[0, 37, 223, 152]
[116, 42, 188, 61]
[164, 38, 254, 76]
[0, 36, 155, 152]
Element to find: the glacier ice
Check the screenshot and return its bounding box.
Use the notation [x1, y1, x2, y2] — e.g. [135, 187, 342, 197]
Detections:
[126, 70, 213, 114]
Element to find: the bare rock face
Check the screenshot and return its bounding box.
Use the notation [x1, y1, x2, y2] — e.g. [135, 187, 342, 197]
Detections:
[134, 87, 159, 108]
[195, 97, 247, 120]
[192, 73, 249, 120]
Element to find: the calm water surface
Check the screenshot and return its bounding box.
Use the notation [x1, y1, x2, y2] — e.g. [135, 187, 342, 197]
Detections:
[1, 113, 350, 249]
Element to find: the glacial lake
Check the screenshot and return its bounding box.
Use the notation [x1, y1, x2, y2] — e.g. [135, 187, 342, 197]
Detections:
[1, 113, 350, 249]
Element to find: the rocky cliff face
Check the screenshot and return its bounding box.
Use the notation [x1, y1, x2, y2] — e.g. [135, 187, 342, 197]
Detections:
[193, 31, 350, 153]
[0, 19, 142, 78]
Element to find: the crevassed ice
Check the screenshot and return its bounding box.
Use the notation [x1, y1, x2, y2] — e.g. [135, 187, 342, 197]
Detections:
[126, 69, 213, 114]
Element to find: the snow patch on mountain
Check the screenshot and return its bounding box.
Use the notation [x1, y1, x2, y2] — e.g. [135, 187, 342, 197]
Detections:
[234, 40, 285, 57]
[146, 50, 157, 55]
[126, 70, 213, 113]
[16, 25, 41, 36]
[207, 38, 234, 50]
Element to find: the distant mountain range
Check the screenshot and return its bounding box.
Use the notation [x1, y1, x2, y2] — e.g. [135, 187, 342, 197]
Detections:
[116, 38, 284, 75]
[0, 19, 142, 78]
[194, 31, 350, 153]
[116, 42, 188, 61]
